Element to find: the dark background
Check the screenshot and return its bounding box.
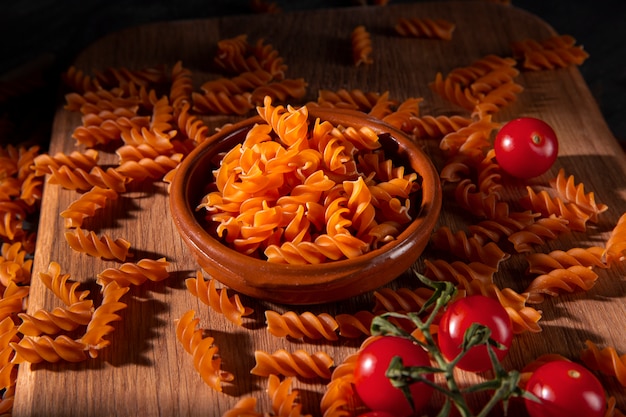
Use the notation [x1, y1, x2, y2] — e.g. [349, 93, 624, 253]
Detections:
[1, 0, 625, 148]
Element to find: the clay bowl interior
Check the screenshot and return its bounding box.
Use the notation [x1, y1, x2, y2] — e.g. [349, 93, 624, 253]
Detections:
[169, 107, 442, 305]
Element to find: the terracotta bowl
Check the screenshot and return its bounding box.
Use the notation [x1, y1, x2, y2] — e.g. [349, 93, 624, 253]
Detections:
[169, 107, 442, 305]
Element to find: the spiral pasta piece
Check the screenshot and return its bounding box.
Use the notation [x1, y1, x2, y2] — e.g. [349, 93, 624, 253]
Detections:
[96, 257, 170, 287]
[0, 282, 28, 326]
[38, 261, 89, 305]
[10, 335, 87, 364]
[94, 65, 166, 89]
[411, 114, 472, 138]
[431, 54, 518, 111]
[431, 226, 510, 268]
[47, 165, 128, 193]
[394, 17, 455, 40]
[550, 168, 608, 222]
[250, 78, 307, 106]
[473, 81, 523, 115]
[116, 152, 183, 182]
[192, 90, 254, 115]
[430, 72, 478, 110]
[507, 215, 570, 253]
[0, 317, 19, 391]
[79, 281, 130, 358]
[64, 228, 131, 261]
[62, 65, 102, 93]
[315, 88, 381, 112]
[214, 34, 287, 79]
[334, 310, 375, 339]
[17, 300, 93, 337]
[265, 310, 339, 341]
[267, 374, 313, 417]
[424, 258, 497, 286]
[213, 34, 250, 72]
[71, 114, 150, 148]
[604, 212, 626, 265]
[175, 310, 234, 391]
[184, 270, 253, 326]
[120, 124, 177, 153]
[372, 286, 434, 313]
[351, 25, 373, 66]
[469, 210, 539, 244]
[64, 89, 140, 114]
[60, 186, 119, 228]
[0, 242, 32, 287]
[201, 69, 273, 96]
[581, 340, 626, 387]
[511, 34, 589, 70]
[250, 349, 334, 379]
[175, 102, 209, 145]
[439, 116, 499, 157]
[524, 265, 599, 303]
[379, 96, 422, 132]
[522, 186, 591, 232]
[169, 60, 193, 112]
[526, 247, 606, 274]
[32, 149, 99, 177]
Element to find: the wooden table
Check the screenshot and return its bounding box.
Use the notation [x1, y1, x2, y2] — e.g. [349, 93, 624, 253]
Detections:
[12, 1, 626, 416]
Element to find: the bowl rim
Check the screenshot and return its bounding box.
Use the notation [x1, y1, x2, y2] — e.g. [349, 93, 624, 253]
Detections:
[169, 106, 442, 287]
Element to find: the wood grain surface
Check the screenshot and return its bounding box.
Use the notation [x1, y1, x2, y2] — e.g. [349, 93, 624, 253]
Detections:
[12, 1, 626, 416]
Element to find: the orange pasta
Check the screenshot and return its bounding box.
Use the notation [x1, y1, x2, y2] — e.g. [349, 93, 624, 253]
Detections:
[605, 212, 626, 265]
[37, 261, 90, 306]
[250, 348, 334, 379]
[265, 310, 339, 341]
[174, 310, 234, 391]
[64, 227, 132, 261]
[550, 168, 608, 223]
[351, 25, 373, 66]
[79, 281, 130, 358]
[17, 300, 93, 337]
[266, 374, 312, 417]
[184, 270, 253, 326]
[60, 185, 119, 228]
[96, 257, 170, 287]
[581, 340, 626, 387]
[511, 34, 589, 70]
[10, 334, 87, 364]
[197, 97, 421, 263]
[394, 17, 455, 40]
[524, 265, 599, 303]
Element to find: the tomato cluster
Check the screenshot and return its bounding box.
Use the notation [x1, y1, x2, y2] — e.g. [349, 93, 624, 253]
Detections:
[353, 292, 607, 417]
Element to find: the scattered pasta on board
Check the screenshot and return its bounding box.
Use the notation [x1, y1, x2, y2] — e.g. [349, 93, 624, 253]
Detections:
[0, 4, 624, 416]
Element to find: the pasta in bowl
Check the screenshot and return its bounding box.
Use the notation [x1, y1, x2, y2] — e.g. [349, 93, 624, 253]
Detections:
[169, 99, 442, 304]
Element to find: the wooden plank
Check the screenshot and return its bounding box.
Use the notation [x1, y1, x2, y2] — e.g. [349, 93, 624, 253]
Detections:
[12, 1, 626, 416]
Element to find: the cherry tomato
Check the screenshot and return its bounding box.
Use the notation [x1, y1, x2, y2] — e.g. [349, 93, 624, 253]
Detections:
[353, 336, 433, 417]
[356, 412, 396, 417]
[524, 360, 606, 417]
[437, 295, 513, 372]
[494, 117, 558, 179]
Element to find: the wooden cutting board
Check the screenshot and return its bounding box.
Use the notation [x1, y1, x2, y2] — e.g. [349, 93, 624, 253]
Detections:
[13, 1, 626, 416]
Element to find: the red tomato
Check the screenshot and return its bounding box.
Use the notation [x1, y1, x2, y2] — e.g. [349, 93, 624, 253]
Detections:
[524, 360, 606, 417]
[353, 336, 433, 417]
[494, 117, 558, 179]
[356, 412, 396, 417]
[437, 295, 513, 372]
